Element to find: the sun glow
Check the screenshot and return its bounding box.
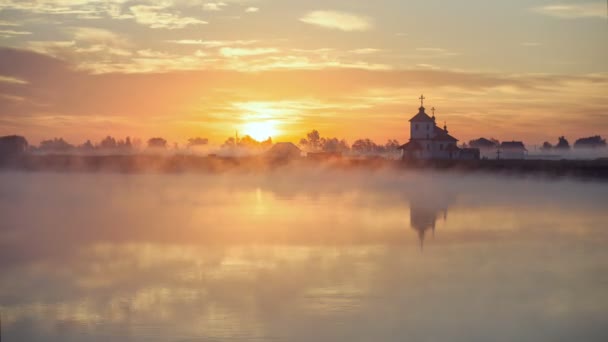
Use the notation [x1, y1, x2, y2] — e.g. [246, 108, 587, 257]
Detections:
[242, 121, 278, 141]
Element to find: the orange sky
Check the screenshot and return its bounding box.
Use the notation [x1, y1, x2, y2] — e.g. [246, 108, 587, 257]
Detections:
[0, 1, 607, 146]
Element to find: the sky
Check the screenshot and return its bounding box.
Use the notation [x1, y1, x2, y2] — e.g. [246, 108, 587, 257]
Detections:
[0, 0, 606, 146]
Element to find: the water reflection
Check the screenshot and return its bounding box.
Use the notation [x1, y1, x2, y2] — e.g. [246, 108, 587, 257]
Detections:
[409, 192, 451, 251]
[1, 171, 608, 341]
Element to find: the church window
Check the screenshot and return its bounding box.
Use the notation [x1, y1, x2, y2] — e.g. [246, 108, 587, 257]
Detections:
[427, 124, 430, 131]
[415, 124, 418, 130]
[426, 134, 429, 139]
[426, 144, 430, 151]
[440, 144, 443, 150]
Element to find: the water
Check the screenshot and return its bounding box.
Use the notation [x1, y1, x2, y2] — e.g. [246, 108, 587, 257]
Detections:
[1, 170, 607, 341]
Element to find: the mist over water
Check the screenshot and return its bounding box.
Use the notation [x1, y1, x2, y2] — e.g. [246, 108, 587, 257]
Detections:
[1, 169, 608, 342]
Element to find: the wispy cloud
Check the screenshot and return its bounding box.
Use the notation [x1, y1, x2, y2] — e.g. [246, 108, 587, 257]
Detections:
[532, 2, 606, 19]
[245, 7, 259, 13]
[0, 29, 32, 37]
[203, 2, 227, 11]
[300, 10, 372, 32]
[0, 75, 28, 85]
[130, 5, 208, 29]
[167, 39, 259, 47]
[350, 48, 382, 55]
[219, 47, 280, 57]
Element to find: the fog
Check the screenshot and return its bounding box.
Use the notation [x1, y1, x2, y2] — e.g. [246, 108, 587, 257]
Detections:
[1, 169, 607, 342]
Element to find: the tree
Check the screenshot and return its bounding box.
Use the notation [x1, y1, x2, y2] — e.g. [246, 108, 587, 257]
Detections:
[187, 137, 209, 147]
[39, 138, 74, 152]
[385, 139, 400, 151]
[541, 142, 553, 151]
[222, 137, 237, 148]
[99, 136, 117, 149]
[147, 137, 167, 149]
[306, 130, 321, 151]
[261, 137, 273, 148]
[79, 140, 95, 151]
[351, 139, 379, 154]
[321, 138, 350, 153]
[555, 136, 570, 150]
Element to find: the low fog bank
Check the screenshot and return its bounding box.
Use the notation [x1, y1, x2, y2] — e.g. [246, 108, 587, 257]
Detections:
[1, 153, 608, 181]
[1, 169, 606, 250]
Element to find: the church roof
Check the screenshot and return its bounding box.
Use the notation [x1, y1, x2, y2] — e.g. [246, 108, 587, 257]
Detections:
[398, 140, 423, 151]
[432, 126, 458, 142]
[409, 107, 435, 122]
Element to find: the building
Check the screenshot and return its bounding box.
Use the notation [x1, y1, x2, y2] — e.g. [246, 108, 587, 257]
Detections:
[399, 95, 478, 160]
[499, 141, 527, 160]
[265, 142, 302, 160]
[0, 135, 28, 160]
[469, 137, 498, 159]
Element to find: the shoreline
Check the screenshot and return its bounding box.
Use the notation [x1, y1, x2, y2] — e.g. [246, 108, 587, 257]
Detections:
[1, 154, 608, 181]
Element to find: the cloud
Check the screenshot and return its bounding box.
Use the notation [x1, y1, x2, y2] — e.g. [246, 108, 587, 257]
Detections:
[0, 20, 20, 26]
[219, 47, 280, 57]
[0, 75, 28, 85]
[0, 29, 32, 37]
[130, 5, 208, 29]
[300, 10, 372, 32]
[203, 2, 227, 11]
[167, 39, 259, 47]
[532, 2, 606, 19]
[71, 27, 128, 46]
[350, 48, 382, 55]
[245, 7, 259, 13]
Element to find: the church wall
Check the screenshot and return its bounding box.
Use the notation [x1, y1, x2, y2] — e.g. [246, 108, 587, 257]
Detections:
[410, 122, 435, 140]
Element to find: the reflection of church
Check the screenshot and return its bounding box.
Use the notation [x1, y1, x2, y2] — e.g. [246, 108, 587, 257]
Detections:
[409, 198, 450, 250]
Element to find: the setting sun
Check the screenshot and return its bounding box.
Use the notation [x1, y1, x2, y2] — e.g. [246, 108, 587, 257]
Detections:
[242, 121, 279, 141]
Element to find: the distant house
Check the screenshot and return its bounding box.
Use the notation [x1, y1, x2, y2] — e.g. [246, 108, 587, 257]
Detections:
[469, 137, 498, 159]
[574, 136, 606, 149]
[265, 142, 302, 160]
[399, 96, 479, 160]
[499, 141, 527, 160]
[0, 135, 28, 159]
[459, 148, 481, 160]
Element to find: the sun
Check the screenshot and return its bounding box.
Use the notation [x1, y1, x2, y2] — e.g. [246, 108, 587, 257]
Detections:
[242, 121, 278, 141]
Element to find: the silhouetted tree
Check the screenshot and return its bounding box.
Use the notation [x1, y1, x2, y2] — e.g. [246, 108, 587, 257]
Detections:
[541, 141, 553, 151]
[222, 137, 237, 148]
[147, 137, 167, 149]
[39, 138, 74, 152]
[351, 139, 380, 154]
[574, 135, 607, 149]
[187, 137, 209, 147]
[320, 137, 350, 153]
[385, 139, 400, 151]
[238, 135, 260, 148]
[99, 136, 117, 149]
[79, 140, 95, 151]
[555, 136, 570, 150]
[302, 130, 321, 151]
[261, 137, 273, 148]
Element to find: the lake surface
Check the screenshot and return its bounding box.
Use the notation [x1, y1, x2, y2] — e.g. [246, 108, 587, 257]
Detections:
[1, 170, 607, 341]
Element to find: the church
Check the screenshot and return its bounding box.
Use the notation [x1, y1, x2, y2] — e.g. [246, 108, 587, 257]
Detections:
[399, 95, 479, 160]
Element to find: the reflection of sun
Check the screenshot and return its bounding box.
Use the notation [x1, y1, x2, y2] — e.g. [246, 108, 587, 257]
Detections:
[242, 121, 278, 141]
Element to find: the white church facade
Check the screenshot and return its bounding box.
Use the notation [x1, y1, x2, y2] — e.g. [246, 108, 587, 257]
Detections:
[399, 95, 479, 160]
